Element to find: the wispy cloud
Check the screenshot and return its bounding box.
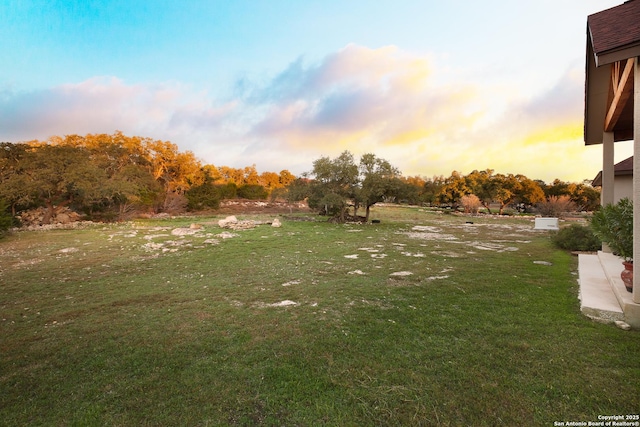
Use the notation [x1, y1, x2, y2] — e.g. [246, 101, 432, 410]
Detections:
[454, 67, 596, 181]
[238, 45, 484, 169]
[0, 77, 236, 143]
[236, 44, 601, 181]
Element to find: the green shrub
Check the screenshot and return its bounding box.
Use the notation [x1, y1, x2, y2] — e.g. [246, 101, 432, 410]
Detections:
[0, 199, 13, 237]
[551, 223, 601, 252]
[186, 182, 221, 211]
[308, 192, 346, 216]
[590, 198, 633, 260]
[218, 182, 237, 199]
[237, 184, 268, 200]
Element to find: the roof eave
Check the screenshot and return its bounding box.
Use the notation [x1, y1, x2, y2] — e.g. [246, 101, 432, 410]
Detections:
[595, 44, 640, 67]
[584, 29, 609, 146]
[584, 27, 639, 145]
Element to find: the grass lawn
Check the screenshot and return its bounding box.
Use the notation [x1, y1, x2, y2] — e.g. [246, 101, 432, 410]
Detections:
[1, 206, 638, 426]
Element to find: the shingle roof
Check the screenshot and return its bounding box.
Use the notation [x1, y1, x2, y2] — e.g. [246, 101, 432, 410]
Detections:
[584, 0, 639, 145]
[592, 156, 633, 186]
[588, 0, 640, 66]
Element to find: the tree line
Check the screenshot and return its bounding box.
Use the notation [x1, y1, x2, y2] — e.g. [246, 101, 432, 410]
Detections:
[417, 169, 601, 214]
[287, 151, 601, 221]
[0, 132, 295, 224]
[0, 132, 600, 227]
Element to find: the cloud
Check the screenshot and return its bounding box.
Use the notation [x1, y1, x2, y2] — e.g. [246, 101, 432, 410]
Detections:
[0, 45, 611, 182]
[1, 77, 147, 139]
[462, 67, 595, 181]
[243, 44, 480, 159]
[240, 44, 594, 181]
[0, 77, 237, 145]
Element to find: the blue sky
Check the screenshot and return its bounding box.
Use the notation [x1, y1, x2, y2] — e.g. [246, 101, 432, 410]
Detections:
[0, 0, 631, 182]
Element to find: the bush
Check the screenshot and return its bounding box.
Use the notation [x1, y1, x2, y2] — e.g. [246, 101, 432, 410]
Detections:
[236, 184, 268, 200]
[162, 193, 188, 214]
[218, 183, 237, 199]
[186, 183, 221, 211]
[536, 195, 577, 217]
[269, 187, 287, 202]
[460, 194, 482, 214]
[590, 198, 633, 260]
[551, 223, 601, 252]
[0, 199, 13, 237]
[309, 192, 346, 217]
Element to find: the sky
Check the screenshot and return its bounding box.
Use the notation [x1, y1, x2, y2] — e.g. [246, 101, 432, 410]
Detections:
[0, 0, 633, 183]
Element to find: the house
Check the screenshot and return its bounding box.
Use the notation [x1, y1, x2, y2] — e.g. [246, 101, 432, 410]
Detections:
[582, 0, 640, 327]
[591, 156, 633, 203]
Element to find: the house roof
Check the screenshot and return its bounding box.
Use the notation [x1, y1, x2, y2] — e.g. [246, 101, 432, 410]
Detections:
[588, 0, 640, 66]
[584, 0, 640, 146]
[592, 156, 634, 186]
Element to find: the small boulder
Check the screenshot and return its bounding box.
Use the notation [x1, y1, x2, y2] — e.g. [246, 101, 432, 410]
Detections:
[56, 213, 71, 224]
[615, 320, 632, 331]
[171, 227, 199, 236]
[218, 215, 238, 228]
[271, 218, 282, 228]
[269, 300, 298, 307]
[217, 231, 239, 239]
[390, 271, 413, 277]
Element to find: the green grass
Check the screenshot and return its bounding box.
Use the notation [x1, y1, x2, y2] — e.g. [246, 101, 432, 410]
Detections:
[1, 206, 638, 426]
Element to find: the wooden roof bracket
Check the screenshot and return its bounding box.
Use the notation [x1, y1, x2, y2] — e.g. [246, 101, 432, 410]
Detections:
[604, 57, 634, 132]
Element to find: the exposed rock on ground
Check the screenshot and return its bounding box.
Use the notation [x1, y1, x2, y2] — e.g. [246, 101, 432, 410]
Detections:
[17, 207, 82, 227]
[218, 215, 258, 230]
[171, 227, 203, 236]
[218, 215, 239, 228]
[218, 200, 309, 214]
[218, 215, 282, 230]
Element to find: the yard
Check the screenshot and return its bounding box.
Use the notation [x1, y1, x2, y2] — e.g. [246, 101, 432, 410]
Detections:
[1, 206, 638, 426]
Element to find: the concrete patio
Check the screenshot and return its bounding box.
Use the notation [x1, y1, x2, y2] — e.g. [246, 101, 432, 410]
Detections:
[578, 251, 640, 329]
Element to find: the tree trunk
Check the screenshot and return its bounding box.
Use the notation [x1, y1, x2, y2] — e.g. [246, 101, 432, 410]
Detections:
[42, 200, 55, 224]
[42, 198, 71, 224]
[365, 205, 371, 222]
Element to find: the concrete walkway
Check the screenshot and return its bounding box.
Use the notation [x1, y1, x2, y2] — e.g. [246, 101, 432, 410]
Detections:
[578, 251, 640, 328]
